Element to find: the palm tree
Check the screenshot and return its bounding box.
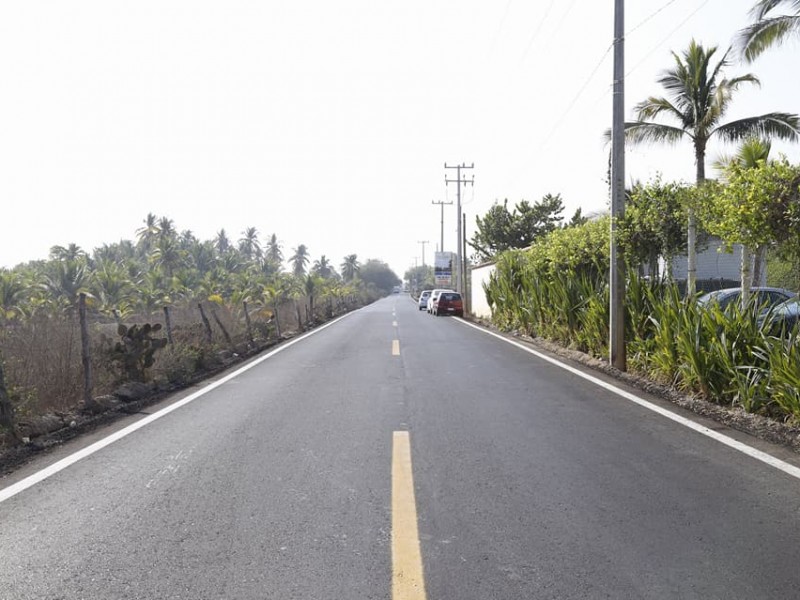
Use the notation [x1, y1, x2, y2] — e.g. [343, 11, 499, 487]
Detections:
[0, 270, 27, 321]
[738, 1, 800, 62]
[49, 243, 87, 262]
[136, 213, 159, 244]
[91, 260, 134, 316]
[40, 260, 91, 312]
[621, 39, 799, 293]
[312, 255, 335, 279]
[157, 216, 176, 241]
[215, 229, 232, 255]
[713, 137, 772, 175]
[265, 233, 283, 268]
[290, 244, 310, 277]
[341, 254, 360, 282]
[150, 235, 185, 279]
[238, 227, 262, 262]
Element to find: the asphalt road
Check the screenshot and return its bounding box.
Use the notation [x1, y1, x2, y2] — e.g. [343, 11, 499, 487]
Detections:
[2, 295, 800, 599]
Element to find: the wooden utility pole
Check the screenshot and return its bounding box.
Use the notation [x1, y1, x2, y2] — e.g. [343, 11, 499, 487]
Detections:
[445, 163, 474, 295]
[431, 199, 453, 253]
[609, 0, 626, 371]
[417, 241, 430, 267]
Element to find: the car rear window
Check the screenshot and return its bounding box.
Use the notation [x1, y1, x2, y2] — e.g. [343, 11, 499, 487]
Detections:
[440, 293, 461, 301]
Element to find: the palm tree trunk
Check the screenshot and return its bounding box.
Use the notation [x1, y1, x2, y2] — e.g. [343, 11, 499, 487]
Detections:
[689, 141, 707, 296]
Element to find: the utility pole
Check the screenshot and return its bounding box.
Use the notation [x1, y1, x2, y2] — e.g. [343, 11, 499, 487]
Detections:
[609, 0, 626, 371]
[445, 163, 474, 295]
[417, 240, 430, 267]
[431, 199, 453, 253]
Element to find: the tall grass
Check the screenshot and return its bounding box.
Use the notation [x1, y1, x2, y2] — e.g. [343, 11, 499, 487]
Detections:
[486, 247, 800, 423]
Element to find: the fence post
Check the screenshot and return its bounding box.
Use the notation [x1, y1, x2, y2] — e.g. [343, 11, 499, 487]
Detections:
[0, 350, 14, 432]
[243, 301, 254, 345]
[79, 293, 96, 410]
[198, 303, 213, 343]
[163, 306, 174, 345]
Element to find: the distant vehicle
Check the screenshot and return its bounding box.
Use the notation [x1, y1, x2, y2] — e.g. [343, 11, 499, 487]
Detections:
[697, 287, 796, 312]
[427, 289, 455, 314]
[760, 298, 800, 337]
[392, 286, 402, 294]
[418, 290, 432, 311]
[433, 291, 463, 317]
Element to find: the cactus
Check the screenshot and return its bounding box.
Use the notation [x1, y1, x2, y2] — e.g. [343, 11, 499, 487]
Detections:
[110, 323, 169, 382]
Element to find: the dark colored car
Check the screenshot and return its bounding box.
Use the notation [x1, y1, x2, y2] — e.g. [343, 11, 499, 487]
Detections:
[760, 298, 800, 337]
[433, 292, 463, 317]
[697, 287, 796, 312]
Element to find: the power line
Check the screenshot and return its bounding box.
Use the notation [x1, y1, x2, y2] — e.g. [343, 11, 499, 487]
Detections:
[627, 0, 680, 37]
[539, 0, 709, 150]
[489, 0, 514, 55]
[626, 0, 712, 76]
[520, 0, 557, 64]
[539, 43, 614, 150]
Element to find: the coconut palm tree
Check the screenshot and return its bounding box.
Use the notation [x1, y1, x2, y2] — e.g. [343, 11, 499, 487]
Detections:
[713, 137, 772, 175]
[150, 235, 185, 279]
[738, 0, 800, 62]
[91, 260, 134, 316]
[312, 255, 335, 279]
[0, 270, 27, 321]
[238, 227, 262, 262]
[49, 243, 87, 262]
[265, 233, 283, 268]
[290, 244, 310, 277]
[621, 39, 799, 293]
[215, 229, 232, 255]
[340, 254, 360, 282]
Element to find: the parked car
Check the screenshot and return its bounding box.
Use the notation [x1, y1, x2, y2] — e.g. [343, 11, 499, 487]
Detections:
[697, 287, 796, 312]
[418, 290, 432, 311]
[433, 291, 463, 317]
[759, 298, 800, 337]
[427, 289, 455, 314]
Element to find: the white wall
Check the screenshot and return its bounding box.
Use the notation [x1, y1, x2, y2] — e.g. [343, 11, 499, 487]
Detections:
[470, 262, 496, 319]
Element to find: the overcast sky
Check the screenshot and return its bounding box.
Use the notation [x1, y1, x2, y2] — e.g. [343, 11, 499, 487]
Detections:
[1, 1, 798, 277]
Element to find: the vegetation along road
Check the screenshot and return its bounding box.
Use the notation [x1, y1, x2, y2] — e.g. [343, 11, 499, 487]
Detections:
[2, 295, 800, 599]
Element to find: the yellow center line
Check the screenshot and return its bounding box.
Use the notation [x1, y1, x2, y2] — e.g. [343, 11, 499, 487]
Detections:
[392, 340, 400, 356]
[392, 431, 427, 600]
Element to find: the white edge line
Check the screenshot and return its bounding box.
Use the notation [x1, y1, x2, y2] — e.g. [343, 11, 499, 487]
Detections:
[0, 310, 358, 504]
[455, 318, 800, 481]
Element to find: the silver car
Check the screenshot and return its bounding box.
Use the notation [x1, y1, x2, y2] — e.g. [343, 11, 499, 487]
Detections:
[418, 290, 432, 311]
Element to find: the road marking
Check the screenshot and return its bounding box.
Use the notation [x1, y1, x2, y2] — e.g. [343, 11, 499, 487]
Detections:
[393, 321, 398, 327]
[455, 319, 800, 482]
[392, 340, 400, 356]
[392, 431, 427, 600]
[0, 310, 359, 504]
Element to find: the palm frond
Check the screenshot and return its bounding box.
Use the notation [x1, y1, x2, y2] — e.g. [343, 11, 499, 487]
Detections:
[624, 122, 688, 146]
[738, 14, 800, 62]
[713, 113, 800, 143]
[634, 97, 685, 124]
[750, 0, 800, 22]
